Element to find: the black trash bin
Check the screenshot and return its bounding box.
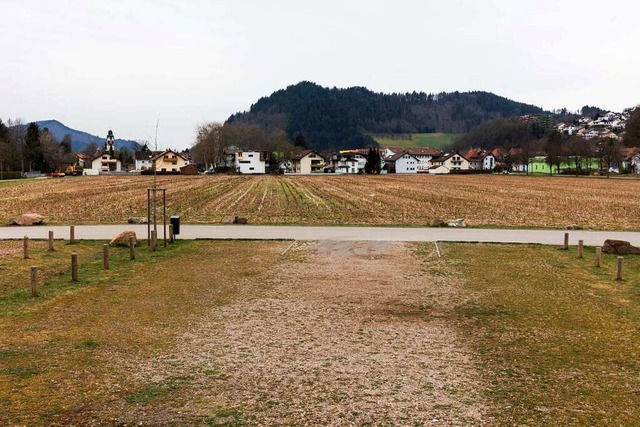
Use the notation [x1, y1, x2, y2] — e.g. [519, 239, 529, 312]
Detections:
[170, 215, 181, 235]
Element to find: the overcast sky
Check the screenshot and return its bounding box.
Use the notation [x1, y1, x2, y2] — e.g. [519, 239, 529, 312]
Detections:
[1, 0, 638, 149]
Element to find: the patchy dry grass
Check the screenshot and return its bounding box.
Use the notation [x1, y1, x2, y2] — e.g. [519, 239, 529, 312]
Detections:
[441, 243, 640, 425]
[1, 174, 640, 229]
[4, 238, 640, 425]
[0, 239, 487, 426]
[0, 239, 280, 426]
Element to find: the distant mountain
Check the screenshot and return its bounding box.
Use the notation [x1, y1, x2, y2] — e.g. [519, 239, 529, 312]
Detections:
[33, 120, 140, 153]
[227, 81, 547, 151]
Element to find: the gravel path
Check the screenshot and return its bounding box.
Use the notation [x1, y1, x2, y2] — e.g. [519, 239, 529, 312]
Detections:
[118, 241, 487, 425]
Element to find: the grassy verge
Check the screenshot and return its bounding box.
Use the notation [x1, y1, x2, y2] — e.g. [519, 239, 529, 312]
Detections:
[439, 243, 640, 425]
[371, 132, 461, 149]
[0, 239, 279, 425]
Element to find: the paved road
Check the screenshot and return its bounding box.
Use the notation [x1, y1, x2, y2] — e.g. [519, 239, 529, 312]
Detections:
[1, 224, 639, 246]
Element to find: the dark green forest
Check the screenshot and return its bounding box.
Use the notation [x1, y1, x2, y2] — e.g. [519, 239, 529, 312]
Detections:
[227, 81, 545, 151]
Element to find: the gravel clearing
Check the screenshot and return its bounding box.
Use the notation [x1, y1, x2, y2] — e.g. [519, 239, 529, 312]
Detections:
[117, 241, 487, 425]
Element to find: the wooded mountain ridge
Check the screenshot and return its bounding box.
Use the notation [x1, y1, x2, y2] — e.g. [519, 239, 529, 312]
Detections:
[30, 120, 140, 153]
[227, 81, 547, 151]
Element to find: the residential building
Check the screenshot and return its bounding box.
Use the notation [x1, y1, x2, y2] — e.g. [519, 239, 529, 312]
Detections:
[332, 152, 367, 174]
[291, 150, 326, 174]
[91, 152, 121, 172]
[151, 150, 189, 172]
[385, 146, 441, 171]
[385, 151, 419, 173]
[134, 151, 161, 171]
[235, 151, 270, 174]
[462, 148, 496, 170]
[428, 152, 470, 174]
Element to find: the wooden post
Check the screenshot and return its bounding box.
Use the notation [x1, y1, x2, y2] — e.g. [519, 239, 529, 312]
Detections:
[30, 266, 39, 297]
[129, 237, 136, 260]
[48, 231, 54, 251]
[71, 253, 79, 282]
[70, 225, 75, 244]
[23, 236, 29, 259]
[103, 244, 110, 270]
[595, 247, 602, 268]
[563, 233, 569, 250]
[163, 189, 167, 247]
[169, 224, 174, 244]
[151, 230, 157, 251]
[616, 256, 623, 281]
[577, 240, 584, 259]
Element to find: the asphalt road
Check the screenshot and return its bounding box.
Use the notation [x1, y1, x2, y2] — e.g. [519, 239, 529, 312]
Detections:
[1, 224, 639, 247]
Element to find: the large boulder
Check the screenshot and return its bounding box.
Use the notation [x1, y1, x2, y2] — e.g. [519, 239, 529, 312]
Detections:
[10, 213, 45, 226]
[127, 216, 148, 224]
[110, 231, 137, 247]
[447, 218, 467, 228]
[602, 239, 640, 255]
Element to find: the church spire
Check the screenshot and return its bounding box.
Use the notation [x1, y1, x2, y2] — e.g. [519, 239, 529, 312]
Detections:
[105, 129, 115, 156]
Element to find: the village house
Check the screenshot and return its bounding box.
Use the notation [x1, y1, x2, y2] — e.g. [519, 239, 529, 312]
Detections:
[428, 152, 470, 174]
[134, 151, 161, 171]
[290, 150, 326, 174]
[91, 152, 121, 172]
[233, 151, 270, 174]
[385, 151, 420, 173]
[151, 150, 189, 173]
[462, 148, 496, 170]
[87, 129, 121, 173]
[384, 147, 441, 171]
[332, 151, 367, 174]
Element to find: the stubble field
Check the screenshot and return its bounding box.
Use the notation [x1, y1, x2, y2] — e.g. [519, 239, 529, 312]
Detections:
[1, 174, 638, 230]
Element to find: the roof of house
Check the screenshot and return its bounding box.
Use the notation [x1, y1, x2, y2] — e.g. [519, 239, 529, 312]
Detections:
[91, 152, 118, 161]
[462, 148, 494, 161]
[386, 146, 441, 156]
[292, 150, 326, 161]
[150, 150, 188, 162]
[385, 151, 419, 162]
[134, 150, 162, 161]
[491, 147, 508, 159]
[431, 151, 469, 163]
[621, 147, 640, 160]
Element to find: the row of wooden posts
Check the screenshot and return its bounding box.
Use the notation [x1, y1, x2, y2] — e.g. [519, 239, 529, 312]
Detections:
[563, 232, 625, 280]
[25, 225, 175, 297]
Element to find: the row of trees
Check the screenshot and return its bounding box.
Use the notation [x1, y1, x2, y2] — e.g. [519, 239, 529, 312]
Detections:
[190, 122, 298, 171]
[0, 118, 135, 175]
[514, 132, 627, 177]
[0, 119, 75, 174]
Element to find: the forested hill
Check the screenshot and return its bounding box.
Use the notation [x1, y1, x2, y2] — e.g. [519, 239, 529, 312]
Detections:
[227, 81, 546, 151]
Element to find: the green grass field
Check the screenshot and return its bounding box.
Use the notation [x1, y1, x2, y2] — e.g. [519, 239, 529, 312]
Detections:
[371, 132, 461, 150]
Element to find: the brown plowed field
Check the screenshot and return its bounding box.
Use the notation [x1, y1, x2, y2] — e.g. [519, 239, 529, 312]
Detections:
[1, 174, 638, 229]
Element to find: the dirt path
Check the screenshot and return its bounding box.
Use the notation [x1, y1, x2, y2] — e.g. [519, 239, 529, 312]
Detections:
[118, 241, 486, 425]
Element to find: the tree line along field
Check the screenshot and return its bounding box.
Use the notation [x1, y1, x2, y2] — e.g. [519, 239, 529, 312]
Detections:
[0, 174, 639, 230]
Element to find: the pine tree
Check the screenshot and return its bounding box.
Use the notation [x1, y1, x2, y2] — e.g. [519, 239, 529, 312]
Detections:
[365, 147, 381, 174]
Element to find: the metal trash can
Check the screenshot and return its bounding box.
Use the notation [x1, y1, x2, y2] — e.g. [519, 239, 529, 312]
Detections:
[170, 215, 181, 235]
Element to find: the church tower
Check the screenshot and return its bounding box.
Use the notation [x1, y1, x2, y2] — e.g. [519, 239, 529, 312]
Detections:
[105, 130, 115, 156]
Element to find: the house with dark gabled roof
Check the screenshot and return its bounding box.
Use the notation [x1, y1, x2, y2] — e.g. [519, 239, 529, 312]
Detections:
[134, 150, 162, 171]
[384, 151, 420, 173]
[428, 151, 470, 174]
[384, 146, 442, 171]
[291, 150, 326, 174]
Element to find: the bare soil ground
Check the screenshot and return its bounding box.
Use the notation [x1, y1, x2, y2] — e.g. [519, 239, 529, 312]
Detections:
[109, 241, 486, 425]
[2, 174, 640, 229]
